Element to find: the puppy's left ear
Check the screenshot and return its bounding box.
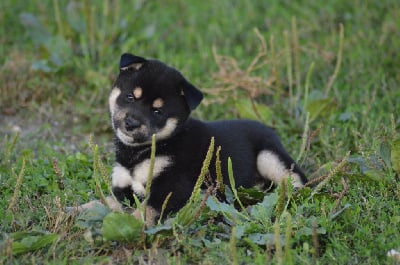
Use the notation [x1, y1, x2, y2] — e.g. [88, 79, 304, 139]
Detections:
[120, 53, 147, 71]
[181, 79, 203, 110]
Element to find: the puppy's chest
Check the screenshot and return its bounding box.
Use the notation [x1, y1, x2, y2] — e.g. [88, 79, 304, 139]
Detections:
[112, 155, 173, 198]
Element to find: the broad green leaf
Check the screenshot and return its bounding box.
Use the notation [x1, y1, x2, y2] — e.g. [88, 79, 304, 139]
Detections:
[391, 137, 400, 175]
[206, 197, 239, 215]
[364, 169, 387, 181]
[235, 222, 264, 239]
[234, 99, 272, 124]
[145, 225, 173, 236]
[102, 212, 144, 242]
[206, 197, 247, 223]
[293, 187, 312, 200]
[237, 187, 266, 205]
[338, 111, 352, 122]
[296, 226, 327, 236]
[11, 233, 59, 255]
[348, 156, 387, 182]
[31, 60, 53, 72]
[235, 225, 246, 239]
[9, 231, 39, 241]
[66, 3, 86, 33]
[75, 203, 110, 229]
[45, 36, 73, 67]
[330, 203, 352, 220]
[294, 216, 327, 237]
[202, 238, 222, 248]
[19, 13, 51, 45]
[246, 233, 284, 246]
[224, 186, 234, 203]
[250, 193, 278, 220]
[306, 98, 337, 123]
[379, 140, 392, 169]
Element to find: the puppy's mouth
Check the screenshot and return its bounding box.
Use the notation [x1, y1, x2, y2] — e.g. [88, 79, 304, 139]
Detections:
[113, 117, 179, 147]
[116, 126, 150, 146]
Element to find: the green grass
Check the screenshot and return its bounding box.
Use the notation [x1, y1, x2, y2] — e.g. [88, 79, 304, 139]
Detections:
[1, 0, 400, 264]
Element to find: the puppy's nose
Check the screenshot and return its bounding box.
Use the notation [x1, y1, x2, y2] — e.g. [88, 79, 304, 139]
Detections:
[125, 117, 141, 131]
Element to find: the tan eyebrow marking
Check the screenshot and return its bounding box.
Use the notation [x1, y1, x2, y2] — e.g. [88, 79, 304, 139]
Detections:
[152, 98, 164, 109]
[120, 62, 143, 71]
[133, 87, 143, 99]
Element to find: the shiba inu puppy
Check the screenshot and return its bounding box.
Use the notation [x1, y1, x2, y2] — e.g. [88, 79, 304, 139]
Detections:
[109, 53, 307, 224]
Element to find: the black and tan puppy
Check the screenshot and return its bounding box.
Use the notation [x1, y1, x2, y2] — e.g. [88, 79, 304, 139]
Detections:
[109, 53, 307, 223]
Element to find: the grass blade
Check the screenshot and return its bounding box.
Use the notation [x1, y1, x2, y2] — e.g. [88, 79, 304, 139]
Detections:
[325, 23, 344, 96]
[227, 157, 248, 214]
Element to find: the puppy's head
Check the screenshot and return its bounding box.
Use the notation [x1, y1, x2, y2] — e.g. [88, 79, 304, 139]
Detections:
[109, 53, 203, 146]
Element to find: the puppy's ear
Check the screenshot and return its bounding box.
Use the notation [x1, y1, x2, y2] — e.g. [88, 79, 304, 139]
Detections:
[120, 53, 147, 71]
[181, 79, 203, 110]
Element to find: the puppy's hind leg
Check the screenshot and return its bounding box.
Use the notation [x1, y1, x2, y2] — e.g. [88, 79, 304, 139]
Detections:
[256, 150, 306, 188]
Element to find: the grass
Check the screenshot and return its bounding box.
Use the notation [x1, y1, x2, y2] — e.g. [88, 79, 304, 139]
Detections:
[1, 0, 400, 264]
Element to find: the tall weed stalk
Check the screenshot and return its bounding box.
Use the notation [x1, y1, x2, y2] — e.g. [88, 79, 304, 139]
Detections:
[89, 136, 111, 206]
[215, 146, 225, 194]
[143, 134, 156, 222]
[292, 17, 301, 100]
[175, 137, 215, 226]
[284, 30, 294, 115]
[311, 151, 351, 196]
[227, 157, 247, 213]
[274, 220, 283, 265]
[325, 24, 344, 96]
[2, 133, 19, 167]
[284, 213, 293, 265]
[229, 226, 239, 265]
[7, 159, 25, 213]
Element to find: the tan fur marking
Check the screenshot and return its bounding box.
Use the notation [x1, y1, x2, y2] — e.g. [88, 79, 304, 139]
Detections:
[152, 98, 164, 109]
[156, 118, 178, 140]
[109, 87, 121, 116]
[133, 87, 143, 99]
[257, 150, 303, 188]
[121, 63, 143, 71]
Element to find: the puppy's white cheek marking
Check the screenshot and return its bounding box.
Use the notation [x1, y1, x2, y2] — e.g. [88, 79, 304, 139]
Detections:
[109, 87, 121, 117]
[109, 87, 122, 130]
[129, 156, 172, 196]
[257, 151, 303, 188]
[133, 87, 143, 99]
[116, 128, 135, 146]
[156, 118, 178, 140]
[111, 163, 132, 188]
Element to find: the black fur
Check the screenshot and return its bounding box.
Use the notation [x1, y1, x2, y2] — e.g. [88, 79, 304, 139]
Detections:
[109, 53, 307, 217]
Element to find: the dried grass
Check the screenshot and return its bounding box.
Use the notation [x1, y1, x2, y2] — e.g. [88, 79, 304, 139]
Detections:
[0, 51, 33, 113]
[206, 29, 278, 105]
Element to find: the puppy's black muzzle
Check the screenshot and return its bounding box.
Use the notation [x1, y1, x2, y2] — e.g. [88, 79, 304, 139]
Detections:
[125, 116, 141, 131]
